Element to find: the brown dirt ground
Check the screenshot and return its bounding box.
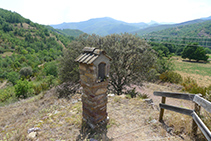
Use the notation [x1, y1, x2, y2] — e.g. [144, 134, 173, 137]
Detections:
[0, 83, 205, 141]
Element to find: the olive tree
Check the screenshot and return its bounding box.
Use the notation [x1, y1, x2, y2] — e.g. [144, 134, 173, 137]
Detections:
[58, 33, 156, 96]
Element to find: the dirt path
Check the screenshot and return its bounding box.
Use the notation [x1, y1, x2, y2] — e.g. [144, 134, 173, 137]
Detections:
[106, 96, 191, 141]
[0, 80, 7, 89]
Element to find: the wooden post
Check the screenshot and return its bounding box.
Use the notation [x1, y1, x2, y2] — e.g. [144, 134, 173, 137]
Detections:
[192, 103, 201, 136]
[159, 97, 166, 122]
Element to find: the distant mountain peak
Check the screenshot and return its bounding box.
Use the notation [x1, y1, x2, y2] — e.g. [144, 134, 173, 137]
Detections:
[148, 20, 158, 25]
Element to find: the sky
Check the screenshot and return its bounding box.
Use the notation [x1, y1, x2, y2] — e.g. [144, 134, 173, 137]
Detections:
[1, 0, 211, 25]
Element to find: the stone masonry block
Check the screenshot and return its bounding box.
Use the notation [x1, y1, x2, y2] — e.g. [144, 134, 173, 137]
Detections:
[79, 64, 87, 71]
[85, 73, 97, 80]
[95, 88, 107, 95]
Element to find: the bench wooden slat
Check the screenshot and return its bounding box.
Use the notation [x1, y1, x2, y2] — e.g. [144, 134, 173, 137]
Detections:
[154, 91, 195, 101]
[159, 103, 193, 116]
[193, 95, 211, 114]
[192, 112, 211, 141]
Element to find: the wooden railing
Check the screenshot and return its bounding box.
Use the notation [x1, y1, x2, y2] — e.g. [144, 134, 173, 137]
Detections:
[154, 91, 211, 141]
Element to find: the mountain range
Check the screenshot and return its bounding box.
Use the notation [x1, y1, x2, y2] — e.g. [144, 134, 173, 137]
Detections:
[50, 16, 211, 36]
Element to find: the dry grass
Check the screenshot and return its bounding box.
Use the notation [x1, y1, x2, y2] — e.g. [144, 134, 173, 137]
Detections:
[0, 84, 196, 140]
[0, 52, 13, 58]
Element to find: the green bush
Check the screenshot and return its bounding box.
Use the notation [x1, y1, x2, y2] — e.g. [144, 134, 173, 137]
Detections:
[19, 66, 33, 78]
[33, 84, 42, 95]
[138, 93, 149, 99]
[126, 88, 138, 98]
[44, 62, 58, 77]
[14, 79, 33, 99]
[41, 82, 48, 91]
[159, 71, 182, 84]
[182, 77, 206, 96]
[7, 71, 19, 85]
[0, 87, 15, 102]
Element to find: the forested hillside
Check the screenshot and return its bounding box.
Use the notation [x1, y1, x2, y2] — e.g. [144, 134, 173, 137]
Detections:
[0, 8, 74, 79]
[141, 19, 211, 57]
[0, 8, 75, 103]
[135, 17, 211, 36]
[46, 25, 84, 37]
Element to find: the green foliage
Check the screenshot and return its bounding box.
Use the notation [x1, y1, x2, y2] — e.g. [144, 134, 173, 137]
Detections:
[182, 43, 209, 61]
[138, 93, 149, 99]
[0, 8, 67, 84]
[125, 88, 149, 99]
[204, 47, 211, 54]
[7, 71, 19, 85]
[159, 71, 182, 84]
[181, 77, 211, 101]
[126, 88, 138, 98]
[14, 79, 33, 99]
[151, 42, 170, 57]
[32, 76, 55, 95]
[182, 77, 206, 96]
[0, 87, 15, 102]
[59, 33, 156, 96]
[44, 62, 58, 77]
[155, 56, 174, 74]
[144, 20, 211, 45]
[33, 83, 42, 95]
[19, 66, 33, 78]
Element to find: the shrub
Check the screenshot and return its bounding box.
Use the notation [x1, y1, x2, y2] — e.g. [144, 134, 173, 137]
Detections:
[33, 84, 42, 95]
[182, 77, 206, 96]
[7, 71, 19, 85]
[126, 88, 138, 98]
[14, 79, 33, 99]
[0, 87, 15, 102]
[159, 71, 182, 84]
[19, 66, 33, 78]
[44, 62, 58, 77]
[56, 82, 80, 99]
[138, 93, 149, 99]
[43, 75, 55, 87]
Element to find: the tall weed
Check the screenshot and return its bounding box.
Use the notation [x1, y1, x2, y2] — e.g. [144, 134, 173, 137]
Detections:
[159, 71, 183, 84]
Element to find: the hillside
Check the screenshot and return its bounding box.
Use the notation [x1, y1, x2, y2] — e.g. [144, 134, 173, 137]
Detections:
[50, 17, 149, 36]
[148, 20, 211, 38]
[0, 8, 73, 81]
[46, 25, 84, 37]
[0, 83, 197, 140]
[50, 16, 211, 36]
[141, 20, 211, 50]
[134, 17, 211, 36]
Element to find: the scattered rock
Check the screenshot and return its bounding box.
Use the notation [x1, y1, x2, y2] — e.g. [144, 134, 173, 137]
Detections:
[148, 119, 157, 124]
[27, 131, 37, 139]
[54, 110, 59, 114]
[89, 138, 98, 141]
[166, 127, 173, 133]
[144, 99, 153, 104]
[28, 127, 41, 133]
[108, 94, 115, 97]
[72, 100, 78, 104]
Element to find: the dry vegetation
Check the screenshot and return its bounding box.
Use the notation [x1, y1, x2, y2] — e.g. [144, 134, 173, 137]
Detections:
[1, 82, 203, 141]
[1, 56, 210, 140]
[172, 56, 211, 87]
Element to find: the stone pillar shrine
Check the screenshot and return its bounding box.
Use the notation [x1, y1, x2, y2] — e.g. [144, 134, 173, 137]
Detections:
[75, 47, 112, 129]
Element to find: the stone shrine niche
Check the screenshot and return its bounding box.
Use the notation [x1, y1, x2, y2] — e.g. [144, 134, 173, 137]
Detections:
[75, 47, 111, 129]
[98, 62, 106, 81]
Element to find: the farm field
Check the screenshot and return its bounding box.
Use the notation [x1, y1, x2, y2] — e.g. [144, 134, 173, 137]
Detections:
[173, 56, 211, 87]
